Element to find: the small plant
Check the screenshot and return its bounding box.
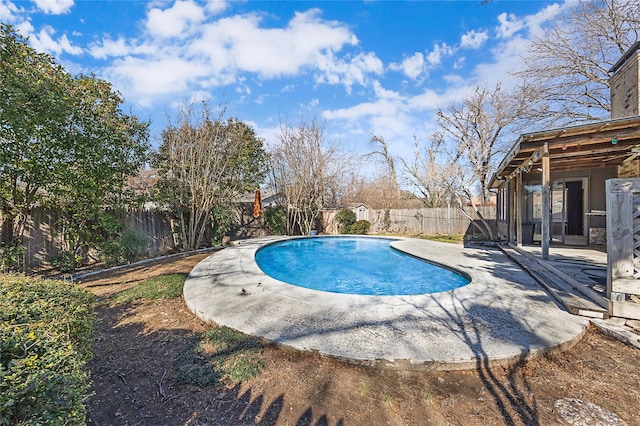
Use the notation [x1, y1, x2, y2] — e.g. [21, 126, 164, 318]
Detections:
[350, 220, 371, 235]
[358, 380, 368, 397]
[264, 205, 287, 235]
[423, 389, 434, 405]
[174, 326, 263, 387]
[112, 273, 188, 304]
[383, 209, 391, 231]
[119, 227, 148, 259]
[336, 208, 356, 234]
[0, 243, 26, 273]
[99, 227, 148, 266]
[49, 250, 80, 273]
[211, 205, 234, 245]
[382, 392, 393, 408]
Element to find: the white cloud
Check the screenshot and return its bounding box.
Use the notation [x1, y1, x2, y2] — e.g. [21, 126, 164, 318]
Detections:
[443, 73, 466, 86]
[88, 37, 130, 59]
[390, 52, 425, 80]
[0, 0, 19, 22]
[95, 7, 368, 107]
[453, 57, 466, 70]
[204, 0, 227, 15]
[15, 20, 34, 36]
[192, 9, 359, 78]
[472, 5, 562, 89]
[523, 3, 563, 38]
[426, 42, 454, 66]
[33, 0, 74, 15]
[372, 80, 401, 101]
[496, 12, 523, 38]
[28, 25, 82, 55]
[316, 51, 383, 93]
[105, 56, 212, 106]
[472, 35, 530, 89]
[146, 0, 206, 39]
[496, 3, 562, 39]
[88, 37, 156, 60]
[461, 29, 489, 49]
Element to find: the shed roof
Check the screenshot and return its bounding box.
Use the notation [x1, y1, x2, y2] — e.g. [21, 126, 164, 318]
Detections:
[491, 115, 640, 187]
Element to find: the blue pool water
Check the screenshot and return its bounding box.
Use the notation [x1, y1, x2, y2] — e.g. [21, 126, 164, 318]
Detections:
[254, 237, 470, 296]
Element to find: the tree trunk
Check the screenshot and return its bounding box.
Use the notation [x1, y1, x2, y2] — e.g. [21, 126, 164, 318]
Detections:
[0, 212, 15, 246]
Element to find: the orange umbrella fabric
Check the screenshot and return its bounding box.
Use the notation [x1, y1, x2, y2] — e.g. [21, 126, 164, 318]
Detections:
[253, 188, 263, 218]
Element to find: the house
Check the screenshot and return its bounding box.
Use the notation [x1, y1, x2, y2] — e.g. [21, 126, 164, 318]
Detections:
[491, 42, 640, 260]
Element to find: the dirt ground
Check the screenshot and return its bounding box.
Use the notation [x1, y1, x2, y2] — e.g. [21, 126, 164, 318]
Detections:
[78, 253, 639, 426]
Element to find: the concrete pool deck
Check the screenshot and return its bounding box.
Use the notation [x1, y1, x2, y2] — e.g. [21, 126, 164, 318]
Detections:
[183, 236, 589, 370]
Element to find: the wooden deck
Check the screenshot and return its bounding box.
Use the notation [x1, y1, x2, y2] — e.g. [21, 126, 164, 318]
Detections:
[501, 243, 609, 318]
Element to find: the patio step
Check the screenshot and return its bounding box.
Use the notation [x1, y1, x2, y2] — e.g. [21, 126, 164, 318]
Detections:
[501, 245, 609, 319]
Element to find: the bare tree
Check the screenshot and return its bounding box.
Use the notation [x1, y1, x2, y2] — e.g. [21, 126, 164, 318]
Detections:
[437, 83, 535, 203]
[341, 169, 420, 209]
[268, 118, 350, 235]
[518, 0, 640, 122]
[154, 101, 267, 249]
[401, 132, 458, 208]
[367, 135, 401, 203]
[427, 83, 538, 239]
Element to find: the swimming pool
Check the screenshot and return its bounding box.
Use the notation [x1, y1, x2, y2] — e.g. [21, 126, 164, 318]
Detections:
[254, 236, 470, 295]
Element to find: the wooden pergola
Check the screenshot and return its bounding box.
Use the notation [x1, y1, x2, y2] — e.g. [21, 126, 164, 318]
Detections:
[492, 115, 640, 259]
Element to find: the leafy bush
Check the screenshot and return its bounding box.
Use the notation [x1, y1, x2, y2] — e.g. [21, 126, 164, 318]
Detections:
[264, 205, 287, 235]
[99, 227, 148, 266]
[382, 209, 391, 231]
[98, 239, 122, 266]
[0, 275, 94, 425]
[350, 220, 371, 235]
[335, 208, 356, 234]
[120, 227, 148, 259]
[49, 250, 80, 273]
[0, 244, 26, 273]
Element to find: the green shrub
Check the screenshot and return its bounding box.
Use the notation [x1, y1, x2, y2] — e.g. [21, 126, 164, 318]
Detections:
[49, 250, 80, 273]
[211, 205, 234, 245]
[382, 209, 391, 231]
[0, 244, 26, 273]
[97, 239, 121, 266]
[99, 227, 148, 266]
[264, 205, 287, 235]
[350, 220, 371, 235]
[120, 227, 148, 259]
[336, 208, 356, 234]
[0, 275, 94, 425]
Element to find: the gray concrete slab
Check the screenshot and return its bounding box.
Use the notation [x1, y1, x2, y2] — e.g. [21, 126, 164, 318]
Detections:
[183, 236, 588, 370]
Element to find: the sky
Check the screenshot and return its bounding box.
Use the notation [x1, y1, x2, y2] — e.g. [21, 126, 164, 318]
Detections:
[1, 0, 568, 173]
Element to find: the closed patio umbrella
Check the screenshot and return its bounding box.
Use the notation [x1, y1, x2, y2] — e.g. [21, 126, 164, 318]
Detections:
[253, 188, 263, 218]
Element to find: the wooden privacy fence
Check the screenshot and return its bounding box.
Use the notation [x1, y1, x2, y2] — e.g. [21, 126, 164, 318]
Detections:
[322, 206, 496, 236]
[17, 204, 495, 272]
[606, 178, 640, 319]
[20, 208, 176, 272]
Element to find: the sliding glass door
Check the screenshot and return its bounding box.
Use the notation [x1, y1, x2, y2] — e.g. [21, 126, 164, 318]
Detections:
[551, 180, 566, 243]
